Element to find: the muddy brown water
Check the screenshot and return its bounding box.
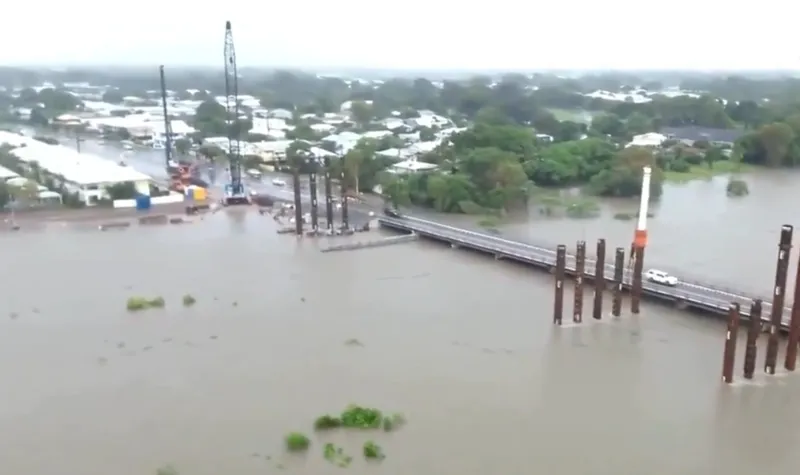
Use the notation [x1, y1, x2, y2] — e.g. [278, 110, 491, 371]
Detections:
[4, 133, 800, 473]
[2, 208, 800, 475]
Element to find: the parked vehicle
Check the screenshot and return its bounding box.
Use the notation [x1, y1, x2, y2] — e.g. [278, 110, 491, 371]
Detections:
[384, 207, 401, 218]
[645, 269, 679, 287]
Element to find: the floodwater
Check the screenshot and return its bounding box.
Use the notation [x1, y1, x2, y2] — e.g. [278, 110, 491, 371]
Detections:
[447, 168, 800, 300]
[2, 210, 800, 475]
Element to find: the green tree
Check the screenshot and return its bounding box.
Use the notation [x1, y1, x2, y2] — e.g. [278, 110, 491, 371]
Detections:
[8, 179, 40, 207]
[174, 138, 192, 156]
[105, 182, 137, 200]
[588, 146, 663, 198]
[193, 100, 228, 137]
[102, 90, 125, 103]
[755, 122, 794, 166]
[197, 144, 225, 161]
[349, 101, 374, 127]
[287, 123, 318, 141]
[418, 126, 436, 141]
[0, 180, 10, 208]
[591, 113, 626, 138]
[37, 88, 82, 111]
[382, 175, 411, 208]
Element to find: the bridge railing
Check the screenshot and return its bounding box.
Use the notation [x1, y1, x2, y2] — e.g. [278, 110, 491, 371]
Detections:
[396, 215, 775, 305]
[385, 217, 791, 325]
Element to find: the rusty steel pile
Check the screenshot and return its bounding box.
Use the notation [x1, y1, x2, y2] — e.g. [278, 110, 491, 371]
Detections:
[721, 224, 800, 384]
[552, 239, 630, 325]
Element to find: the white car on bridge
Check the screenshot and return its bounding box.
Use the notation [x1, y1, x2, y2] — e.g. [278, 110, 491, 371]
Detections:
[645, 269, 679, 287]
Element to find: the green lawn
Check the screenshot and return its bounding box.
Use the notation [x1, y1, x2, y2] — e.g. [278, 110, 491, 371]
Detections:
[663, 160, 754, 183]
[546, 108, 595, 124]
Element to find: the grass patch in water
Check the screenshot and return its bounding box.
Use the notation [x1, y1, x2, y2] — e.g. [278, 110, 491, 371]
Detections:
[126, 296, 165, 311]
[613, 211, 655, 221]
[314, 414, 343, 430]
[182, 294, 196, 306]
[155, 465, 179, 475]
[363, 441, 385, 460]
[284, 432, 310, 452]
[340, 405, 383, 429]
[381, 412, 406, 431]
[663, 161, 754, 183]
[323, 443, 353, 467]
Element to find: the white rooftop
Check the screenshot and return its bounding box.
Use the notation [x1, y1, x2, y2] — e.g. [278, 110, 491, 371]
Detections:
[0, 165, 19, 179]
[391, 159, 437, 173]
[0, 131, 152, 186]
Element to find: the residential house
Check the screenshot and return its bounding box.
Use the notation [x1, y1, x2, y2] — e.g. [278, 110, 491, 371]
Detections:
[311, 123, 336, 134]
[340, 100, 373, 112]
[659, 127, 743, 147]
[389, 158, 438, 174]
[627, 133, 667, 148]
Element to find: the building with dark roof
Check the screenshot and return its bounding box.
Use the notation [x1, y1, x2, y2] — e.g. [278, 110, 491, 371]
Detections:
[659, 126, 744, 146]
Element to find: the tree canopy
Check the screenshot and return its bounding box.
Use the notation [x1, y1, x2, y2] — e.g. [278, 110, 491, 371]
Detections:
[6, 67, 800, 214]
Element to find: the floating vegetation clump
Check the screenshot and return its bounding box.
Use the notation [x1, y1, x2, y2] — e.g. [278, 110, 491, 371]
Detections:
[323, 443, 353, 467]
[306, 405, 406, 461]
[381, 412, 406, 432]
[182, 294, 196, 306]
[727, 178, 749, 197]
[285, 432, 310, 452]
[314, 414, 343, 431]
[340, 405, 383, 429]
[363, 441, 385, 460]
[155, 465, 179, 475]
[126, 296, 165, 311]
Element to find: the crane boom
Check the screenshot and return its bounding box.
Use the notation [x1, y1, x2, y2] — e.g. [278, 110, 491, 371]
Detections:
[223, 20, 247, 204]
[158, 65, 174, 169]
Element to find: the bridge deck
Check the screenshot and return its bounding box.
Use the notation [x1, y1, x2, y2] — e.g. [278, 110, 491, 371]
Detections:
[378, 215, 792, 329]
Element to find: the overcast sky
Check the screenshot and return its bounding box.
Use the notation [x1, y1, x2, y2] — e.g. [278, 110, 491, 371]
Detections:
[2, 0, 795, 71]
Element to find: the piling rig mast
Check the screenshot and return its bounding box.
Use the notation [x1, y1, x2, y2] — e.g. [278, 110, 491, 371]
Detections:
[161, 66, 190, 192]
[223, 21, 248, 205]
[159, 65, 174, 170]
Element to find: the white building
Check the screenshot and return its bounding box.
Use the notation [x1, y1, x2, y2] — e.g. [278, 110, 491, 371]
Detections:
[84, 114, 196, 141]
[0, 131, 153, 206]
[627, 133, 667, 148]
[250, 117, 292, 137]
[0, 164, 19, 180]
[389, 158, 438, 174]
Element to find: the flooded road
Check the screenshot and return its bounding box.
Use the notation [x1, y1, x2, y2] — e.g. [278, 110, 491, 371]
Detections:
[2, 211, 799, 475]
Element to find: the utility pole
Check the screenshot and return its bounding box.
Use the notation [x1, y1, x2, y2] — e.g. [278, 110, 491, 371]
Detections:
[75, 133, 84, 153]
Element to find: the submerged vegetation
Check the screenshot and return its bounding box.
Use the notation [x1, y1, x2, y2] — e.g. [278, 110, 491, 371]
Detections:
[126, 296, 165, 311]
[284, 432, 310, 452]
[727, 178, 750, 197]
[126, 294, 199, 311]
[324, 443, 353, 467]
[314, 405, 406, 433]
[283, 405, 404, 464]
[363, 441, 385, 460]
[182, 294, 196, 306]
